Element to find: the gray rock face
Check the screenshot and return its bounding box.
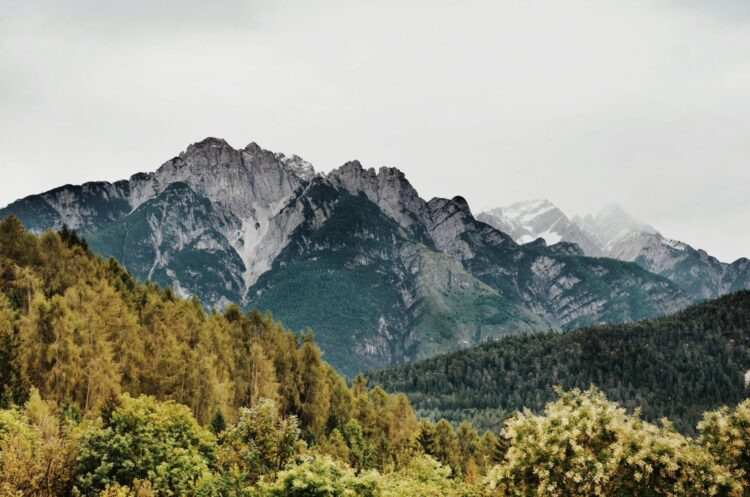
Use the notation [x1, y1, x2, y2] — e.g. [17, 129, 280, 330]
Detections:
[480, 200, 750, 300]
[327, 161, 430, 234]
[154, 139, 304, 215]
[0, 137, 695, 373]
[725, 258, 750, 292]
[153, 139, 311, 289]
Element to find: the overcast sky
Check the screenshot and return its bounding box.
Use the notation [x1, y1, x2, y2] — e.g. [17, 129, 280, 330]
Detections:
[1, 0, 748, 261]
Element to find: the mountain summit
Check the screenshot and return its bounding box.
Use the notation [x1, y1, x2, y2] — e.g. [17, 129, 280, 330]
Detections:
[0, 138, 690, 374]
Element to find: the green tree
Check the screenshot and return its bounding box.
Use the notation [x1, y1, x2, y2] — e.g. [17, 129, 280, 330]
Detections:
[298, 333, 330, 442]
[0, 295, 27, 407]
[210, 408, 227, 435]
[381, 455, 465, 497]
[343, 419, 366, 470]
[325, 428, 350, 462]
[217, 398, 300, 488]
[433, 419, 461, 477]
[74, 395, 215, 497]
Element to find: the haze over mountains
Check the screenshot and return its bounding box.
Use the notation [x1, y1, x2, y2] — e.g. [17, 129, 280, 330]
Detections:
[0, 138, 700, 374]
[479, 200, 750, 301]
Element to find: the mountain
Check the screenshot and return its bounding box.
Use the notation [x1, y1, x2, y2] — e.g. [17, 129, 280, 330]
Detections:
[480, 201, 750, 301]
[478, 199, 602, 255]
[369, 290, 750, 434]
[0, 138, 690, 374]
[572, 204, 658, 251]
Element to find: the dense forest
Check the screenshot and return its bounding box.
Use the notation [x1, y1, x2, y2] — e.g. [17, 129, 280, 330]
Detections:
[1, 215, 750, 496]
[370, 291, 750, 434]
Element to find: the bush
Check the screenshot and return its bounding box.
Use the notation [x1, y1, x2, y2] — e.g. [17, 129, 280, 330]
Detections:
[484, 388, 742, 497]
[699, 399, 750, 484]
[258, 455, 381, 497]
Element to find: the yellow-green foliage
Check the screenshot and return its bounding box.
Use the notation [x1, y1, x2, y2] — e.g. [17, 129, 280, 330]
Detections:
[258, 455, 382, 497]
[484, 388, 742, 497]
[0, 217, 422, 469]
[2, 218, 750, 497]
[0, 389, 76, 497]
[381, 455, 476, 497]
[216, 398, 300, 489]
[700, 399, 750, 483]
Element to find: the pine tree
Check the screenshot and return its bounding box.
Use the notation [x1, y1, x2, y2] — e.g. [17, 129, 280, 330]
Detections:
[491, 432, 510, 464]
[210, 408, 227, 435]
[416, 420, 437, 456]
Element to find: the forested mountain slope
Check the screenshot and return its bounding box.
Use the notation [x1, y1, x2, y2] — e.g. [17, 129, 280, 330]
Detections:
[0, 215, 428, 466]
[370, 291, 750, 434]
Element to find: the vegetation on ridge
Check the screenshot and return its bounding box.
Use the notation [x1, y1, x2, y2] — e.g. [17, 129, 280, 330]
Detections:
[369, 290, 750, 434]
[1, 216, 750, 496]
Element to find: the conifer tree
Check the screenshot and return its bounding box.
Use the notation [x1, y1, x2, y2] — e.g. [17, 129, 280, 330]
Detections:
[211, 408, 227, 435]
[298, 332, 330, 441]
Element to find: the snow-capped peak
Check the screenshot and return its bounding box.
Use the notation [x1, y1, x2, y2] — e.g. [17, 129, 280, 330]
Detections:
[500, 199, 557, 226]
[478, 199, 604, 254]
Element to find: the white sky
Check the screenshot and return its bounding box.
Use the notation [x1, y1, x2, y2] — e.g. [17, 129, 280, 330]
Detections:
[0, 0, 748, 261]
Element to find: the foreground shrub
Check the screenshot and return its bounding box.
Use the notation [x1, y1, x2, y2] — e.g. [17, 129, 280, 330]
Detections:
[258, 455, 381, 497]
[700, 399, 750, 484]
[381, 454, 478, 497]
[484, 388, 742, 497]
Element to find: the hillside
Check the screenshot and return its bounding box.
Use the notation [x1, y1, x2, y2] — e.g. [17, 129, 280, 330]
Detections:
[0, 138, 691, 375]
[0, 216, 439, 470]
[1, 219, 749, 496]
[369, 291, 750, 434]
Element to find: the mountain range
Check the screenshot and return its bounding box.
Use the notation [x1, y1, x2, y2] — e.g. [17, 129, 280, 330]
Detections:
[478, 200, 750, 301]
[0, 138, 691, 374]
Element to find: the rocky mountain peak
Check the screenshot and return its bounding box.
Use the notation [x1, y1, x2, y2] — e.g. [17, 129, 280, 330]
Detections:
[244, 141, 262, 153]
[274, 153, 316, 181]
[480, 199, 750, 301]
[191, 136, 231, 148]
[180, 137, 235, 160]
[0, 137, 711, 374]
[146, 138, 308, 217]
[327, 161, 428, 231]
[449, 195, 472, 215]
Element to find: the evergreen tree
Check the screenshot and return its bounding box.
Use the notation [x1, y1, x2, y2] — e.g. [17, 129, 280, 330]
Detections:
[211, 408, 227, 435]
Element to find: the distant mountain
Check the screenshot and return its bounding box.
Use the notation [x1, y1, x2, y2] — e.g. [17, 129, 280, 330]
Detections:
[369, 290, 750, 434]
[478, 200, 601, 255]
[572, 204, 658, 252]
[480, 201, 750, 301]
[0, 138, 689, 374]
